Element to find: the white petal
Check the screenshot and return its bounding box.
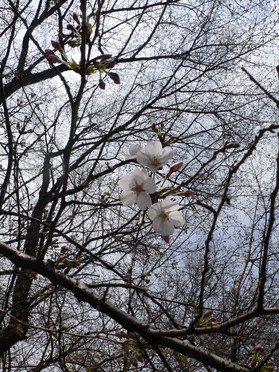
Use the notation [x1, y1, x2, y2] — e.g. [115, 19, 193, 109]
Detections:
[143, 177, 156, 193]
[120, 191, 137, 206]
[148, 202, 161, 220]
[133, 168, 147, 178]
[160, 147, 173, 164]
[161, 198, 179, 211]
[169, 211, 185, 226]
[137, 193, 152, 210]
[153, 217, 174, 236]
[129, 144, 142, 156]
[136, 152, 151, 167]
[119, 175, 134, 190]
[151, 141, 163, 154]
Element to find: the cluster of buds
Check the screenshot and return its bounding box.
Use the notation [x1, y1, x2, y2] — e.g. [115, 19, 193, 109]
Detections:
[196, 310, 220, 328]
[115, 331, 144, 369]
[251, 344, 275, 371]
[45, 10, 119, 89]
[56, 246, 80, 269]
[118, 125, 194, 243]
[57, 255, 80, 268]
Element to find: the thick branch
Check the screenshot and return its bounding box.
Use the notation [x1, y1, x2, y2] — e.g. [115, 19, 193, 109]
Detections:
[0, 241, 249, 372]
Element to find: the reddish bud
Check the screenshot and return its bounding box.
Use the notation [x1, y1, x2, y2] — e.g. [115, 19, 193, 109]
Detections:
[166, 161, 183, 178]
[67, 24, 76, 32]
[255, 344, 264, 352]
[47, 54, 61, 63]
[99, 79, 106, 90]
[73, 259, 80, 267]
[176, 190, 194, 197]
[51, 40, 63, 53]
[105, 59, 116, 68]
[45, 49, 55, 56]
[203, 310, 213, 317]
[108, 72, 120, 84]
[152, 123, 158, 132]
[73, 12, 80, 25]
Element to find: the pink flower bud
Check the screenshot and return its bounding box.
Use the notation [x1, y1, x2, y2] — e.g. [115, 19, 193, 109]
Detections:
[255, 344, 264, 352]
[73, 259, 80, 267]
[99, 79, 106, 90]
[45, 49, 55, 56]
[73, 12, 80, 25]
[203, 310, 213, 317]
[108, 72, 120, 84]
[166, 161, 183, 178]
[47, 54, 61, 63]
[105, 59, 116, 68]
[67, 24, 76, 32]
[51, 40, 63, 53]
[176, 190, 194, 197]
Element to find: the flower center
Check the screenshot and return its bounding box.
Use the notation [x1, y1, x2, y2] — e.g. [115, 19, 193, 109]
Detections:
[133, 183, 144, 195]
[160, 211, 170, 221]
[151, 156, 159, 167]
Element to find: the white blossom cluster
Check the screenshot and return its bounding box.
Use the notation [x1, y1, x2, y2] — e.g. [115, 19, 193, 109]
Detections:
[119, 141, 186, 242]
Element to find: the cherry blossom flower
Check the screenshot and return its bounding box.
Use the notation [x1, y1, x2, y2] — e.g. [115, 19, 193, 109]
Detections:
[136, 141, 173, 172]
[119, 169, 156, 210]
[148, 198, 185, 236]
